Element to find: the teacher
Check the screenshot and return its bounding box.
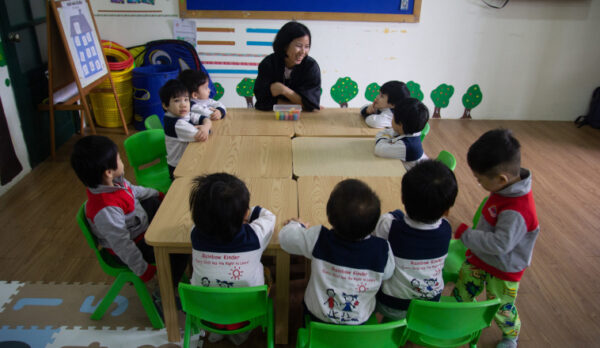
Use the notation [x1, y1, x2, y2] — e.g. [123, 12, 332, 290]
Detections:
[254, 21, 321, 111]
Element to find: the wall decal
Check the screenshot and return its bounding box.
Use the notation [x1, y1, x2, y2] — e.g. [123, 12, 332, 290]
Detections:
[461, 84, 482, 119]
[407, 80, 423, 101]
[330, 77, 358, 108]
[430, 83, 454, 118]
[364, 82, 380, 102]
[213, 82, 224, 101]
[236, 78, 255, 108]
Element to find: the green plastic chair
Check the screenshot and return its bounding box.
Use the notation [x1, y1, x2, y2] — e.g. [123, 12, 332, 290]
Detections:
[436, 150, 457, 171]
[123, 129, 171, 193]
[76, 204, 164, 328]
[399, 296, 501, 348]
[144, 114, 163, 130]
[442, 196, 489, 283]
[296, 318, 406, 348]
[420, 123, 430, 141]
[178, 283, 274, 348]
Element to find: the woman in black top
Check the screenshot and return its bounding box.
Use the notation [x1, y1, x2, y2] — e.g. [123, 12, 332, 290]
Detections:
[254, 21, 321, 111]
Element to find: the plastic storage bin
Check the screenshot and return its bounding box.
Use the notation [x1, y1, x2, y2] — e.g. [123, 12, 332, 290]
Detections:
[132, 64, 179, 130]
[274, 104, 301, 120]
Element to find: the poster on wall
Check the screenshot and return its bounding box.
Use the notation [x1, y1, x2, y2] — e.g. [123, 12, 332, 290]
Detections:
[56, 0, 107, 88]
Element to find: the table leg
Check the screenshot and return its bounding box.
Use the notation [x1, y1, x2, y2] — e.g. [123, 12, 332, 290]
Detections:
[275, 250, 290, 345]
[155, 247, 180, 342]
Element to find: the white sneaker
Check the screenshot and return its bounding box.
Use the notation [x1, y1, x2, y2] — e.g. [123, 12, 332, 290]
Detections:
[227, 330, 252, 346]
[207, 332, 224, 343]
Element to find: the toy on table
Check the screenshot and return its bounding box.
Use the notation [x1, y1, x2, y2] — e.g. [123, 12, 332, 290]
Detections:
[273, 104, 302, 121]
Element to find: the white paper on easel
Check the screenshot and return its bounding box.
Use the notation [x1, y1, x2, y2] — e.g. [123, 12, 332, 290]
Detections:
[173, 18, 196, 48]
[53, 82, 78, 104]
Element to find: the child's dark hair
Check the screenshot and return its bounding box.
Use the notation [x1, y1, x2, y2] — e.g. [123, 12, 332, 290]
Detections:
[178, 69, 208, 95]
[70, 135, 118, 188]
[189, 173, 250, 243]
[159, 79, 188, 106]
[402, 160, 458, 223]
[380, 81, 410, 106]
[467, 128, 521, 177]
[327, 179, 381, 241]
[392, 98, 429, 134]
[273, 21, 311, 57]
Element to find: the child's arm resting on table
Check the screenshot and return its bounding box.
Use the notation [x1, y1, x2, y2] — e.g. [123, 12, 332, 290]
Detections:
[278, 219, 319, 259]
[456, 210, 529, 255]
[374, 129, 407, 159]
[194, 117, 212, 142]
[247, 206, 276, 248]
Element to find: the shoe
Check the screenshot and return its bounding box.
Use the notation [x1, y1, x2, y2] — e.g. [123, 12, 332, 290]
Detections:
[496, 337, 518, 348]
[207, 332, 224, 343]
[227, 330, 252, 346]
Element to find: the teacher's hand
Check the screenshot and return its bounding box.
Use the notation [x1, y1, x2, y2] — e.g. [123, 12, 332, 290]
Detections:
[270, 82, 287, 97]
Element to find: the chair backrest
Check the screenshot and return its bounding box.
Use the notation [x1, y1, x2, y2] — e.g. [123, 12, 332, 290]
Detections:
[420, 122, 430, 141]
[76, 204, 127, 277]
[436, 150, 457, 171]
[178, 283, 269, 330]
[144, 114, 163, 130]
[402, 297, 501, 347]
[123, 129, 170, 192]
[472, 196, 489, 227]
[305, 319, 407, 348]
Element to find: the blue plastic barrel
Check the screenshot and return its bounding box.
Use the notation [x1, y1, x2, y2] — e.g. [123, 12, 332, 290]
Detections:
[132, 64, 179, 130]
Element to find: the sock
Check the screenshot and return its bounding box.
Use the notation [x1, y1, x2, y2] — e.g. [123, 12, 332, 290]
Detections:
[207, 332, 224, 343]
[227, 330, 252, 346]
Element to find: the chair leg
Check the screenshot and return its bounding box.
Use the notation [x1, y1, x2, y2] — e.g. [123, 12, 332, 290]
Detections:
[91, 273, 128, 320]
[130, 274, 165, 329]
[267, 298, 274, 348]
[183, 315, 192, 348]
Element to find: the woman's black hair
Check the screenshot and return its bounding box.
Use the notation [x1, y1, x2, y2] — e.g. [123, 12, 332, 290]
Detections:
[272, 21, 311, 57]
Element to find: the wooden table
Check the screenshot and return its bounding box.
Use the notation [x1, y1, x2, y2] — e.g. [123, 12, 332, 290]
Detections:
[297, 176, 404, 227]
[173, 135, 292, 178]
[211, 108, 295, 137]
[145, 176, 298, 344]
[292, 137, 407, 177]
[294, 108, 380, 137]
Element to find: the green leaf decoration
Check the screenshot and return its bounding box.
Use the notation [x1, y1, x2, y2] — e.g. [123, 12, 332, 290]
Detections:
[364, 82, 380, 102]
[430, 83, 455, 108]
[330, 77, 359, 105]
[236, 78, 255, 97]
[407, 81, 424, 101]
[213, 82, 224, 101]
[462, 84, 483, 109]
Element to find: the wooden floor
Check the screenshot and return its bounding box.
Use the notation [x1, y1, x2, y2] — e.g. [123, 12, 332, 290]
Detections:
[1, 119, 599, 347]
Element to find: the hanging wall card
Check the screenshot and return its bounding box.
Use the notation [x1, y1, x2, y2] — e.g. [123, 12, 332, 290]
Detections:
[56, 0, 108, 88]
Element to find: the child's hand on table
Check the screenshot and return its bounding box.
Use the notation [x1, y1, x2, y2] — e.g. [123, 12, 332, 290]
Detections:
[194, 125, 210, 142]
[284, 217, 310, 228]
[209, 107, 222, 120]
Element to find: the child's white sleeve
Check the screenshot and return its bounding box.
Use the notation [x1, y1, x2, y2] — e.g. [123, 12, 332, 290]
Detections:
[190, 104, 213, 118]
[174, 118, 199, 142]
[279, 222, 321, 259]
[374, 132, 407, 160]
[247, 206, 276, 248]
[373, 213, 394, 240]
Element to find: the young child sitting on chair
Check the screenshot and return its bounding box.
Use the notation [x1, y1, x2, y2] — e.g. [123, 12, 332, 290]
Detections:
[160, 79, 212, 179]
[189, 173, 275, 345]
[279, 179, 395, 325]
[374, 98, 429, 170]
[178, 69, 227, 120]
[360, 80, 410, 128]
[374, 159, 458, 320]
[452, 129, 539, 348]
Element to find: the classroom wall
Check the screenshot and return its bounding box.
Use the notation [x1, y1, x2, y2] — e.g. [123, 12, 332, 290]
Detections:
[92, 0, 600, 120]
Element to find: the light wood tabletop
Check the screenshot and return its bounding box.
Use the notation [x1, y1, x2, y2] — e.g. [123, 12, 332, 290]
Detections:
[145, 176, 298, 344]
[297, 176, 404, 228]
[211, 108, 295, 137]
[294, 107, 380, 137]
[173, 135, 292, 178]
[292, 137, 407, 177]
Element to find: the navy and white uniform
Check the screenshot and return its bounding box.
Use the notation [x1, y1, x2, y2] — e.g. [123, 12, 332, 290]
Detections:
[190, 206, 275, 288]
[280, 222, 395, 324]
[374, 128, 428, 170]
[190, 98, 226, 119]
[163, 111, 208, 168]
[374, 210, 451, 316]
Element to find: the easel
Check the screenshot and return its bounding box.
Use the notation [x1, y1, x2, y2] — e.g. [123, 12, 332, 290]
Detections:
[43, 0, 128, 158]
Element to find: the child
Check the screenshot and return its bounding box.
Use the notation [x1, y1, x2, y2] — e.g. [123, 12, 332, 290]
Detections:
[373, 160, 458, 320]
[70, 135, 187, 289]
[279, 179, 395, 325]
[159, 79, 212, 179]
[374, 97, 429, 170]
[178, 69, 227, 120]
[189, 173, 275, 345]
[453, 129, 539, 348]
[360, 80, 410, 128]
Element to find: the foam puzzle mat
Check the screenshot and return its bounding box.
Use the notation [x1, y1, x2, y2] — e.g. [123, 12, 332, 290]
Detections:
[0, 281, 185, 348]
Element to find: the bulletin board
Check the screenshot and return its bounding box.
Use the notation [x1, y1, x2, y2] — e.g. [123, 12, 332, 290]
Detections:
[180, 0, 422, 23]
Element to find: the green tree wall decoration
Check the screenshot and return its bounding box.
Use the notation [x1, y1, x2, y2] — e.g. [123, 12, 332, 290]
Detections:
[236, 78, 255, 108]
[461, 84, 483, 119]
[407, 81, 424, 101]
[364, 82, 380, 102]
[330, 77, 358, 108]
[213, 82, 224, 101]
[430, 83, 454, 118]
